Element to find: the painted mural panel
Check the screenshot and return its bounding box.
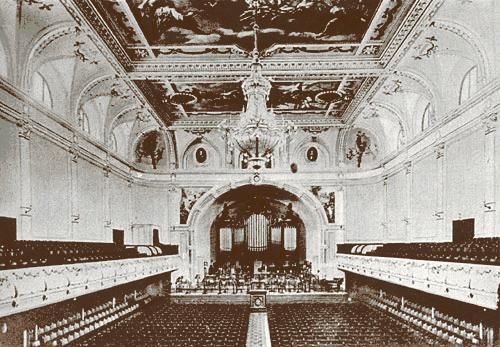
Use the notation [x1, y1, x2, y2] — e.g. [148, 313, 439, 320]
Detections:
[311, 186, 335, 224]
[128, 0, 381, 50]
[170, 79, 363, 115]
[135, 130, 166, 169]
[179, 187, 209, 224]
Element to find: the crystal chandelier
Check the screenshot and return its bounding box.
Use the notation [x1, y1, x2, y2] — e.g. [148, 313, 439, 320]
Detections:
[223, 15, 295, 170]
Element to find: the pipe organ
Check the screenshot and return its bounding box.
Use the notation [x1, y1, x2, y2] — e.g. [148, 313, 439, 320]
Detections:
[218, 213, 297, 253]
[246, 214, 269, 251]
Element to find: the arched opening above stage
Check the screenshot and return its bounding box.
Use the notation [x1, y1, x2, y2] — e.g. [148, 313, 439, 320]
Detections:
[187, 181, 327, 279]
[209, 185, 306, 271]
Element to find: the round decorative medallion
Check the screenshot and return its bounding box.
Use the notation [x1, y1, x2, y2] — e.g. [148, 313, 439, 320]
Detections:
[252, 173, 262, 184]
[195, 147, 207, 163]
[306, 146, 318, 162]
[254, 297, 263, 307]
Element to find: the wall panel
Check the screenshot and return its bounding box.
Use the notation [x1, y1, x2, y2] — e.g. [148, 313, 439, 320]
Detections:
[445, 129, 485, 238]
[77, 159, 105, 241]
[386, 170, 407, 241]
[0, 118, 19, 218]
[345, 182, 383, 242]
[411, 153, 438, 240]
[109, 175, 129, 232]
[133, 185, 169, 243]
[31, 135, 70, 239]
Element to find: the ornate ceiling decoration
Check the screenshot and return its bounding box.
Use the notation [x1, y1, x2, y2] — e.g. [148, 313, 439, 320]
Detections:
[70, 0, 437, 126]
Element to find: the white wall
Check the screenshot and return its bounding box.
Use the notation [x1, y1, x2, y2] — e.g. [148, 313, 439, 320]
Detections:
[345, 182, 384, 242]
[77, 159, 105, 241]
[411, 153, 439, 240]
[0, 113, 172, 243]
[0, 118, 20, 218]
[445, 128, 486, 238]
[132, 184, 170, 243]
[30, 134, 70, 239]
[344, 122, 498, 243]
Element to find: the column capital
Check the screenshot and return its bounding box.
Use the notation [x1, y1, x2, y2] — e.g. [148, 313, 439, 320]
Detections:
[404, 161, 412, 175]
[17, 118, 32, 140]
[434, 142, 445, 159]
[69, 145, 79, 163]
[103, 164, 112, 177]
[168, 184, 179, 193]
[127, 175, 134, 187]
[483, 112, 498, 135]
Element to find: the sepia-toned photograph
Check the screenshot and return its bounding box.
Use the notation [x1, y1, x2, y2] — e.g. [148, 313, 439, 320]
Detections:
[0, 0, 499, 346]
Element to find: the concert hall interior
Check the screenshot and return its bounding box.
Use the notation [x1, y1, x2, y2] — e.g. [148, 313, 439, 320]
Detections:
[0, 0, 499, 346]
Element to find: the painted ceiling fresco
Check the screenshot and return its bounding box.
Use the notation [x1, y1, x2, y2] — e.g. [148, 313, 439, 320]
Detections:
[167, 79, 363, 115]
[127, 0, 381, 51]
[74, 0, 425, 124]
[170, 82, 244, 112]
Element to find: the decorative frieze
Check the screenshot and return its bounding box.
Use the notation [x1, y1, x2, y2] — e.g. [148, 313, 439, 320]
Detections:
[0, 255, 180, 317]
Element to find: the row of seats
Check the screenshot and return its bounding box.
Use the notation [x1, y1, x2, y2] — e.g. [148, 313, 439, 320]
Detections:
[338, 237, 500, 265]
[30, 294, 149, 347]
[73, 303, 249, 347]
[36, 301, 113, 338]
[267, 303, 439, 347]
[0, 241, 179, 269]
[365, 292, 483, 346]
[0, 241, 137, 269]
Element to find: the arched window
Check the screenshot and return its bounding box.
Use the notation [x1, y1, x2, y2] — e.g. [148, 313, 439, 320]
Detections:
[421, 103, 431, 131]
[0, 39, 8, 79]
[78, 109, 90, 134]
[459, 66, 478, 105]
[109, 132, 118, 152]
[397, 129, 405, 150]
[32, 72, 53, 108]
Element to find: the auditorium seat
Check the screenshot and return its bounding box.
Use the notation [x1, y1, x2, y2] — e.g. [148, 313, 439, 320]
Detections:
[267, 303, 439, 347]
[363, 291, 484, 346]
[72, 303, 249, 347]
[0, 241, 179, 269]
[338, 238, 500, 265]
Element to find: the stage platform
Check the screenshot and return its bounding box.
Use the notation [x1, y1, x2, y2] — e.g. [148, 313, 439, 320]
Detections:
[168, 292, 348, 305]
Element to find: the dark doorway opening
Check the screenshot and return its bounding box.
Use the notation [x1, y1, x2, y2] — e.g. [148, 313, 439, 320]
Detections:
[0, 217, 16, 244]
[452, 218, 474, 243]
[113, 229, 124, 246]
[153, 228, 159, 246]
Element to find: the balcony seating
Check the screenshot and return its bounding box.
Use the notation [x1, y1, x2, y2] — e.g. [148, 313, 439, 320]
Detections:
[337, 237, 500, 265]
[267, 303, 438, 347]
[157, 243, 179, 255]
[0, 241, 179, 270]
[73, 303, 249, 347]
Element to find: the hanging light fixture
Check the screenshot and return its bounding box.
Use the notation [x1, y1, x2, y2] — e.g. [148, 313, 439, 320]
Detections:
[221, 1, 296, 170]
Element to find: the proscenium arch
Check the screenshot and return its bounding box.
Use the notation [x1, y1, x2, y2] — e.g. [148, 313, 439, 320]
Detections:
[185, 179, 329, 279]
